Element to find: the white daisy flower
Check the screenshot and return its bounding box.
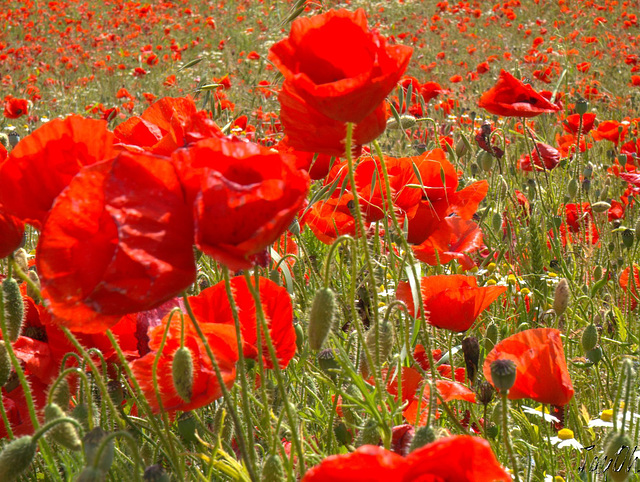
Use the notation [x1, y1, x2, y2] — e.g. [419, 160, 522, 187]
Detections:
[549, 428, 583, 450]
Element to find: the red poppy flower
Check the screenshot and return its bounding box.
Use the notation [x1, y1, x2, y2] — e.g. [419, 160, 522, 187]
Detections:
[562, 112, 596, 135]
[555, 202, 599, 246]
[0, 207, 24, 258]
[277, 84, 388, 157]
[114, 96, 222, 156]
[620, 138, 640, 166]
[269, 8, 412, 124]
[275, 137, 336, 180]
[620, 266, 640, 310]
[3, 96, 29, 119]
[396, 275, 506, 332]
[518, 142, 561, 171]
[0, 115, 117, 229]
[592, 120, 628, 145]
[420, 81, 446, 103]
[478, 69, 561, 118]
[302, 436, 509, 482]
[484, 328, 574, 406]
[130, 312, 238, 413]
[300, 191, 360, 244]
[190, 276, 296, 369]
[37, 152, 196, 333]
[172, 136, 310, 272]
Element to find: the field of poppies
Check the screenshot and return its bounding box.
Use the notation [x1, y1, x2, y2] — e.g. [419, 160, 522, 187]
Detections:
[1, 0, 640, 480]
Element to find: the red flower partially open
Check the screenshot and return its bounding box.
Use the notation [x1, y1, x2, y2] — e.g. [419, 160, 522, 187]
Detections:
[269, 9, 412, 124]
[483, 328, 574, 406]
[478, 70, 561, 118]
[172, 136, 310, 272]
[0, 115, 117, 229]
[518, 142, 561, 172]
[37, 152, 196, 333]
[130, 311, 238, 413]
[396, 275, 506, 332]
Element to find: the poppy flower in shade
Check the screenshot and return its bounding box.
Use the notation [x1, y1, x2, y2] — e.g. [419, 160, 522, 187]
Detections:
[483, 328, 574, 406]
[0, 207, 24, 258]
[130, 313, 238, 413]
[396, 275, 506, 332]
[3, 96, 29, 119]
[0, 115, 117, 230]
[518, 142, 561, 172]
[591, 120, 628, 145]
[562, 112, 596, 135]
[37, 151, 196, 333]
[189, 276, 297, 369]
[277, 84, 388, 157]
[269, 8, 412, 124]
[619, 266, 640, 310]
[302, 436, 510, 482]
[172, 136, 310, 272]
[274, 137, 336, 180]
[300, 191, 360, 244]
[478, 69, 561, 118]
[114, 96, 223, 156]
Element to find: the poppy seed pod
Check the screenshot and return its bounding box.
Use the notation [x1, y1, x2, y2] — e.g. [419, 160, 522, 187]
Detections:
[308, 287, 337, 351]
[476, 381, 495, 406]
[553, 279, 570, 316]
[490, 359, 517, 393]
[0, 436, 37, 482]
[575, 98, 589, 116]
[44, 403, 82, 451]
[2, 277, 24, 342]
[172, 346, 194, 403]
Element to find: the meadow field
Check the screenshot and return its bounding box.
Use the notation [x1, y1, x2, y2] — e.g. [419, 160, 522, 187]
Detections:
[1, 0, 640, 480]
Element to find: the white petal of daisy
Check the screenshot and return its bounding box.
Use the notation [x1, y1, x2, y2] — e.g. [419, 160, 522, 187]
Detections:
[522, 405, 560, 423]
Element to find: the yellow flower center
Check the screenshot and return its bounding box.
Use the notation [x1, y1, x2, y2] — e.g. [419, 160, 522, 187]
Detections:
[558, 428, 574, 440]
[601, 409, 613, 422]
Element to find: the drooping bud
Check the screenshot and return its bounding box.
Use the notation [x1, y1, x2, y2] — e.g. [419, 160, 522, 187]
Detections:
[490, 359, 517, 393]
[476, 380, 495, 406]
[0, 436, 37, 482]
[261, 454, 285, 482]
[2, 277, 25, 342]
[462, 337, 480, 384]
[172, 346, 194, 403]
[13, 249, 28, 276]
[387, 114, 417, 130]
[553, 279, 570, 316]
[44, 403, 82, 451]
[365, 321, 394, 371]
[83, 427, 114, 473]
[308, 287, 336, 351]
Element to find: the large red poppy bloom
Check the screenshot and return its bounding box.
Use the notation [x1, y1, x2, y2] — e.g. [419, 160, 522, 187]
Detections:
[396, 275, 506, 332]
[483, 328, 574, 406]
[3, 97, 29, 119]
[562, 112, 596, 135]
[172, 136, 310, 272]
[37, 152, 196, 333]
[130, 312, 238, 413]
[0, 115, 117, 229]
[592, 120, 628, 145]
[0, 206, 24, 258]
[269, 9, 412, 124]
[114, 96, 222, 156]
[302, 436, 510, 481]
[478, 70, 561, 118]
[189, 276, 296, 369]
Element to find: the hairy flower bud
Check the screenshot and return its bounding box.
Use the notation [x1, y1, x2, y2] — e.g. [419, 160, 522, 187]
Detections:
[308, 287, 336, 351]
[0, 436, 37, 482]
[553, 278, 570, 316]
[172, 346, 194, 403]
[2, 277, 25, 342]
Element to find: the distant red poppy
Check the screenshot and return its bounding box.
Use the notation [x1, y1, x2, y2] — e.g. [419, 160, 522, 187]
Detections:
[518, 142, 561, 171]
[269, 8, 412, 124]
[114, 96, 222, 156]
[0, 207, 24, 258]
[37, 152, 196, 333]
[555, 202, 599, 246]
[190, 276, 297, 369]
[483, 328, 574, 406]
[172, 136, 310, 272]
[302, 436, 510, 481]
[620, 266, 640, 310]
[562, 112, 596, 135]
[592, 120, 628, 145]
[130, 312, 238, 413]
[396, 275, 506, 332]
[3, 96, 29, 119]
[0, 115, 117, 229]
[478, 70, 561, 118]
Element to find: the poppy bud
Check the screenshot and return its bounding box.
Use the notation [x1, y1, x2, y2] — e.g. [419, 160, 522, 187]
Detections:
[485, 422, 499, 439]
[172, 346, 194, 403]
[2, 277, 25, 342]
[308, 287, 336, 351]
[177, 412, 197, 445]
[553, 279, 570, 316]
[0, 342, 10, 387]
[0, 436, 37, 481]
[387, 115, 417, 130]
[591, 201, 611, 213]
[294, 322, 304, 352]
[44, 403, 82, 451]
[567, 178, 578, 200]
[26, 270, 41, 302]
[599, 183, 610, 201]
[491, 212, 502, 233]
[455, 137, 468, 158]
[485, 323, 498, 352]
[83, 427, 114, 473]
[490, 359, 517, 393]
[261, 454, 285, 482]
[604, 431, 633, 481]
[582, 324, 598, 353]
[356, 418, 381, 447]
[409, 426, 436, 452]
[144, 464, 171, 482]
[365, 321, 394, 370]
[622, 229, 634, 249]
[462, 337, 480, 384]
[476, 381, 495, 406]
[13, 249, 28, 275]
[479, 151, 494, 172]
[586, 346, 602, 364]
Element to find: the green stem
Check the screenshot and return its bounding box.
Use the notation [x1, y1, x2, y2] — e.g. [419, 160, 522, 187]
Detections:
[500, 392, 520, 482]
